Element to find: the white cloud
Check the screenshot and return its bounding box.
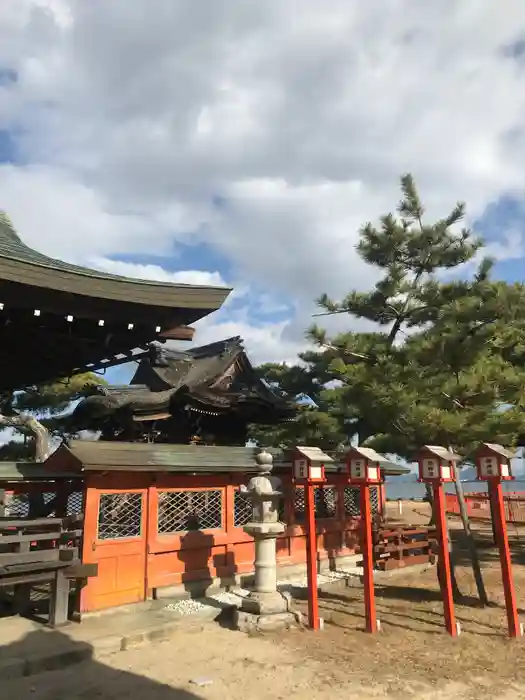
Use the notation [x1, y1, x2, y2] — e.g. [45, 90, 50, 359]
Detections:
[2, 1, 525, 362]
[88, 257, 228, 289]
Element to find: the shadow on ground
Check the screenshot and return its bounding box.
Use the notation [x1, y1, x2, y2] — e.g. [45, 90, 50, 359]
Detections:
[0, 628, 203, 699]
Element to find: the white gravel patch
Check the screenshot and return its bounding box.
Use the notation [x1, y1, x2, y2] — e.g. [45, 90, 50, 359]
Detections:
[164, 599, 208, 615]
[163, 567, 360, 616]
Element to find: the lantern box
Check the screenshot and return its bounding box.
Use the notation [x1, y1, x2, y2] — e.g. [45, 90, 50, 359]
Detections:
[345, 447, 385, 485]
[416, 445, 459, 484]
[293, 446, 332, 483]
[474, 443, 515, 482]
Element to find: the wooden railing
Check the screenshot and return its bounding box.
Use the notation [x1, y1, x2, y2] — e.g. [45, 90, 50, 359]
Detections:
[371, 525, 437, 571]
[0, 515, 97, 626]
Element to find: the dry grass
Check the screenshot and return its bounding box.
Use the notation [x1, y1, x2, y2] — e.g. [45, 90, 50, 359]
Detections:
[4, 500, 525, 699]
[282, 500, 525, 698]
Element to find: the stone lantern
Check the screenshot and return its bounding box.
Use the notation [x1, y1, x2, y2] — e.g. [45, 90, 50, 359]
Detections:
[234, 449, 300, 632]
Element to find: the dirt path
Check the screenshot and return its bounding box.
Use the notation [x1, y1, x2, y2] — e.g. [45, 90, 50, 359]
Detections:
[4, 619, 525, 700]
[5, 559, 525, 700]
[5, 502, 525, 699]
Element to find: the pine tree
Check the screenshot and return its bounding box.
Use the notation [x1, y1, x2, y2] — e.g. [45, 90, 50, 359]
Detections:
[305, 174, 525, 605]
[249, 355, 346, 450]
[0, 372, 107, 460]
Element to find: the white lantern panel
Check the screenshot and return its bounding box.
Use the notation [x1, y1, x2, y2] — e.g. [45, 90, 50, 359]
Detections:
[422, 458, 438, 479]
[294, 459, 308, 479]
[441, 465, 451, 481]
[350, 459, 365, 478]
[310, 465, 323, 481]
[500, 462, 510, 478]
[481, 456, 497, 477]
[368, 466, 379, 481]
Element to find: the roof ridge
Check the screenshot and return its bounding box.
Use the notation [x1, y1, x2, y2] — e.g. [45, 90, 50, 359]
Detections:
[0, 212, 231, 292]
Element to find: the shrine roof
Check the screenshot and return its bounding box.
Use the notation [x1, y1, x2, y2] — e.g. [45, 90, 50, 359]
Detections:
[477, 443, 515, 459]
[46, 442, 277, 472]
[44, 441, 410, 476]
[0, 212, 231, 312]
[0, 213, 232, 389]
[72, 336, 295, 427]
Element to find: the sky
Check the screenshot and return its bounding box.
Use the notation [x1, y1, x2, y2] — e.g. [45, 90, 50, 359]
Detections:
[2, 1, 525, 389]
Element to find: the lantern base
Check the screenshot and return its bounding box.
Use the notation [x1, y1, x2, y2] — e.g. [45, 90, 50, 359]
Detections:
[234, 608, 302, 633]
[234, 591, 302, 632]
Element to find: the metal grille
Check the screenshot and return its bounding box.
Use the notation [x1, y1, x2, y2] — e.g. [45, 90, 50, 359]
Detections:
[294, 487, 305, 522]
[344, 487, 380, 516]
[97, 493, 142, 540]
[4, 492, 59, 518]
[294, 486, 338, 522]
[158, 490, 222, 533]
[4, 493, 29, 517]
[234, 490, 252, 527]
[344, 487, 360, 516]
[370, 487, 379, 514]
[67, 491, 84, 515]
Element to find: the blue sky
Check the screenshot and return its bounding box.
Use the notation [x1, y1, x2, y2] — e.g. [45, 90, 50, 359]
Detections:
[1, 1, 525, 398]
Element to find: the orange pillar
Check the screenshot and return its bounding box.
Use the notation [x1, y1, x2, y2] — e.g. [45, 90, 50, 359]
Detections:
[433, 483, 457, 636]
[304, 482, 320, 630]
[360, 484, 378, 633]
[489, 481, 521, 638]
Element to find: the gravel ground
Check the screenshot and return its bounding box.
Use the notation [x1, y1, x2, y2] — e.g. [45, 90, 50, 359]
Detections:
[5, 616, 525, 700]
[5, 557, 525, 700]
[4, 501, 525, 700]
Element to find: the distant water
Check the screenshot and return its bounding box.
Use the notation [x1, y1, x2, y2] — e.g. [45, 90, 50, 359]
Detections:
[385, 479, 525, 501]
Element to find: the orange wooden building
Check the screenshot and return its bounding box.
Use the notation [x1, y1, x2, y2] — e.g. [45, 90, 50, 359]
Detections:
[0, 441, 400, 614]
[0, 443, 403, 614]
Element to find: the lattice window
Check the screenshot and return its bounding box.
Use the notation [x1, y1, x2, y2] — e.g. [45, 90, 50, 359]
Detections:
[370, 487, 379, 514]
[294, 486, 338, 522]
[344, 487, 380, 516]
[4, 493, 29, 518]
[344, 487, 360, 517]
[234, 490, 252, 527]
[4, 492, 59, 518]
[316, 486, 337, 519]
[67, 491, 84, 516]
[294, 486, 306, 522]
[157, 490, 223, 533]
[97, 493, 142, 540]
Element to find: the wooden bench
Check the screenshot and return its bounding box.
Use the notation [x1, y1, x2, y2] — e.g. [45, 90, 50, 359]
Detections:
[0, 516, 98, 627]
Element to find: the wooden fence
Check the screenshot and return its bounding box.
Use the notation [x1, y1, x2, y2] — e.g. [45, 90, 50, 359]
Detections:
[445, 492, 525, 524]
[371, 525, 437, 570]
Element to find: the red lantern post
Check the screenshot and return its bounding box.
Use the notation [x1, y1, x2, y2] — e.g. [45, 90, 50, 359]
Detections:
[417, 445, 460, 637]
[475, 443, 523, 638]
[346, 446, 384, 634]
[293, 446, 333, 630]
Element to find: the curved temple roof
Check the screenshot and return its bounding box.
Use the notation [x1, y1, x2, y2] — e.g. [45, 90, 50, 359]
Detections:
[0, 213, 232, 389]
[73, 336, 296, 429]
[0, 212, 231, 312]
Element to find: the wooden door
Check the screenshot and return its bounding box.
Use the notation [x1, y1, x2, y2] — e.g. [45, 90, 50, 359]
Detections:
[82, 484, 148, 612]
[147, 479, 229, 591]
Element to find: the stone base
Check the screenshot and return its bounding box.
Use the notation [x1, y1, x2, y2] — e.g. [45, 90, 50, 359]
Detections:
[239, 590, 291, 616]
[234, 590, 302, 633]
[234, 609, 303, 634]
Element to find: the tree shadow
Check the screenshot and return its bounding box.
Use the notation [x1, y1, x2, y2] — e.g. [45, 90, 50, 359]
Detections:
[0, 627, 204, 699]
[317, 590, 505, 638]
[176, 530, 238, 627]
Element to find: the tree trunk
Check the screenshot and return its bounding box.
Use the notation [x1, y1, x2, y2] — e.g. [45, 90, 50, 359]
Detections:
[0, 413, 51, 462]
[425, 483, 435, 525]
[452, 463, 489, 606]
